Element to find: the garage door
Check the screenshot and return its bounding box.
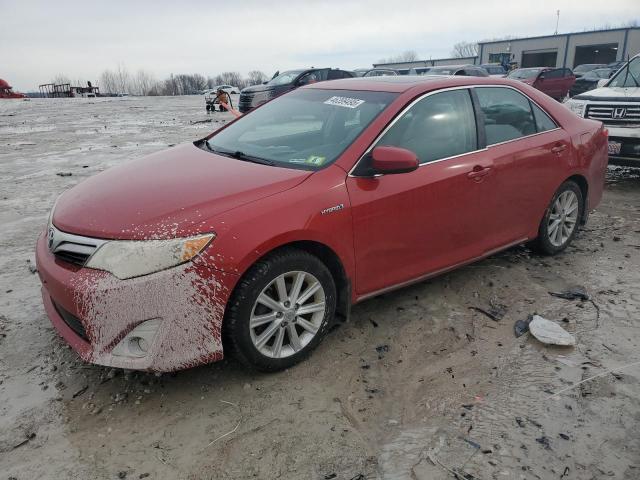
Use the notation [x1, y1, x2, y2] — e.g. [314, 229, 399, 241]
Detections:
[522, 50, 558, 68]
[573, 44, 618, 66]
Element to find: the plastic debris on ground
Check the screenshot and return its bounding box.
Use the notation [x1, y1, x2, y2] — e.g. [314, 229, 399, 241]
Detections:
[529, 315, 576, 346]
[548, 286, 589, 301]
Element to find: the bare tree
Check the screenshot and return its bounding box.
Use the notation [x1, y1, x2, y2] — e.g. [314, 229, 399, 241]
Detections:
[115, 63, 131, 94]
[99, 70, 118, 94]
[51, 74, 71, 85]
[377, 50, 419, 64]
[132, 70, 156, 96]
[451, 41, 479, 58]
[246, 70, 268, 86]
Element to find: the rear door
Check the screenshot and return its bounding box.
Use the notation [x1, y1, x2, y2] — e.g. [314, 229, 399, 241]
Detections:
[346, 88, 496, 295]
[473, 86, 571, 245]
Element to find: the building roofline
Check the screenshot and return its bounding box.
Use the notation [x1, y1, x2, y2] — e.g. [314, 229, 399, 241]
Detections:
[373, 56, 477, 67]
[478, 26, 640, 45]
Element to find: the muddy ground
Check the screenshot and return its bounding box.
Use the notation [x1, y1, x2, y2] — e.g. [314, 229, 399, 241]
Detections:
[1, 95, 639, 480]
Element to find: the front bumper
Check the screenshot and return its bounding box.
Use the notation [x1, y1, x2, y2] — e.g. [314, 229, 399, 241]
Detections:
[36, 232, 239, 372]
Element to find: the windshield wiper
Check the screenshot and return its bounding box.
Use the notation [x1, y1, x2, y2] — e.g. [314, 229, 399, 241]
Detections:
[206, 143, 275, 166]
[229, 150, 276, 166]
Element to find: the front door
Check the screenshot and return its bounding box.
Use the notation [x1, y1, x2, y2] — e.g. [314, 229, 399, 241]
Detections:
[346, 88, 495, 296]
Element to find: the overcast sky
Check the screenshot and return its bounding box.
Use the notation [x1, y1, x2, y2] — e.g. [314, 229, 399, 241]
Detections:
[1, 0, 638, 90]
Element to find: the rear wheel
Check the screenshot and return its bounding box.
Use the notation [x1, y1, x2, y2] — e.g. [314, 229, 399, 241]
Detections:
[224, 249, 336, 372]
[532, 181, 583, 255]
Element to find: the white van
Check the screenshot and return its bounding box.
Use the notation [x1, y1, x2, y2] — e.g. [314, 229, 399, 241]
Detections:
[565, 54, 640, 165]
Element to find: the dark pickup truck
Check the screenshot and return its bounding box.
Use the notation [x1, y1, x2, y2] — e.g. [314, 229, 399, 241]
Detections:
[239, 68, 355, 113]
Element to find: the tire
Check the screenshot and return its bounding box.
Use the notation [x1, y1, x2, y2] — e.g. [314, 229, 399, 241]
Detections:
[532, 181, 583, 255]
[223, 248, 337, 372]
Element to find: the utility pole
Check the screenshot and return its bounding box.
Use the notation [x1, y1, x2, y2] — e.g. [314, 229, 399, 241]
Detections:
[555, 10, 560, 35]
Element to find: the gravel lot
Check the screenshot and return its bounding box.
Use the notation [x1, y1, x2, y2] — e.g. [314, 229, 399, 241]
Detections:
[1, 95, 639, 480]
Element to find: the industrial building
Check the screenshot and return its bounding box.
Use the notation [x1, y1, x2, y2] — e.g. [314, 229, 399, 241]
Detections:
[372, 56, 478, 73]
[372, 26, 640, 71]
[478, 26, 640, 68]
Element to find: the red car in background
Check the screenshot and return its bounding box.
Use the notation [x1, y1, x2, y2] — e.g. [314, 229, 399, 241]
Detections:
[0, 78, 26, 99]
[36, 76, 608, 373]
[507, 67, 576, 100]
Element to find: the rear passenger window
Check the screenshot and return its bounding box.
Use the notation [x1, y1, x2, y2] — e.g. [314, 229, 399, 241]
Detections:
[545, 69, 562, 79]
[475, 87, 536, 145]
[531, 103, 557, 132]
[377, 89, 477, 164]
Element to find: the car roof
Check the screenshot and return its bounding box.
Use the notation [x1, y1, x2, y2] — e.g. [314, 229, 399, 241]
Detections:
[304, 75, 532, 93]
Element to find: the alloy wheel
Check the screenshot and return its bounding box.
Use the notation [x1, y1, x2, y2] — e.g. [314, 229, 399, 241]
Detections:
[547, 190, 579, 247]
[249, 271, 326, 358]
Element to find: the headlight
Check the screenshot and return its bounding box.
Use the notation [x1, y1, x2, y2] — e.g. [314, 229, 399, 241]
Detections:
[85, 233, 214, 280]
[565, 101, 586, 117]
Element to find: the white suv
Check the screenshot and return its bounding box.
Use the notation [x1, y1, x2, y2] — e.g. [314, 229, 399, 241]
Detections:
[565, 54, 640, 165]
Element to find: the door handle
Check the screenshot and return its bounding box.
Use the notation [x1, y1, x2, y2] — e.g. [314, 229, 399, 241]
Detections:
[467, 165, 491, 180]
[551, 143, 567, 154]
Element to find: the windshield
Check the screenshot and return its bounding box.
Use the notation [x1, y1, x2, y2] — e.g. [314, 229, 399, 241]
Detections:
[607, 57, 640, 88]
[206, 89, 398, 170]
[425, 67, 459, 75]
[574, 64, 602, 74]
[484, 66, 505, 74]
[584, 69, 610, 80]
[267, 70, 305, 86]
[507, 68, 542, 80]
[363, 70, 396, 77]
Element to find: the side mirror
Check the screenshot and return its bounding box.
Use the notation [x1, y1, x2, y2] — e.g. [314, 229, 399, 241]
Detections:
[597, 79, 608, 88]
[371, 146, 419, 174]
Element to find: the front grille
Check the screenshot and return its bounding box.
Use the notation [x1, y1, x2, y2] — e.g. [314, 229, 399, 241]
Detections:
[48, 225, 105, 267]
[586, 104, 640, 126]
[239, 91, 272, 112]
[53, 300, 89, 341]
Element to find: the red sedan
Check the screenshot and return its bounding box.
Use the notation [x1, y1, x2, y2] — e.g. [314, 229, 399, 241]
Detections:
[36, 76, 608, 372]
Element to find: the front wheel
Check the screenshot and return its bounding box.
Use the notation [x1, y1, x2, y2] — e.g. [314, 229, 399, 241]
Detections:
[223, 249, 337, 372]
[532, 181, 583, 255]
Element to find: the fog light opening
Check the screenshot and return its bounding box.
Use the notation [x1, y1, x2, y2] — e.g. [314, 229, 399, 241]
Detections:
[112, 319, 161, 359]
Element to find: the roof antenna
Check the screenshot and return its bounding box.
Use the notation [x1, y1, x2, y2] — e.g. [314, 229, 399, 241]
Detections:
[555, 10, 560, 35]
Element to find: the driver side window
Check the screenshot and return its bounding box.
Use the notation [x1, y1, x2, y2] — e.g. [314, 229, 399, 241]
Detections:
[376, 89, 478, 164]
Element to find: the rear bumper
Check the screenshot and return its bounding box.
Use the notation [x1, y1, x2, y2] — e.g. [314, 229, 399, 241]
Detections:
[36, 232, 238, 372]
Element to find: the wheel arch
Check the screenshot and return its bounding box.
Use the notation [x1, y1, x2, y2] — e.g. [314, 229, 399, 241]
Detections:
[565, 174, 589, 223]
[224, 239, 352, 329]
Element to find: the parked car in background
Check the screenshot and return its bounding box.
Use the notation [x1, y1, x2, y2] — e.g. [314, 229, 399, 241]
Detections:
[507, 67, 575, 100]
[572, 64, 607, 78]
[423, 65, 489, 77]
[565, 54, 640, 165]
[408, 67, 432, 75]
[203, 84, 240, 95]
[569, 68, 613, 97]
[362, 68, 398, 77]
[239, 68, 355, 113]
[480, 63, 508, 76]
[37, 75, 608, 372]
[607, 60, 627, 73]
[0, 78, 26, 99]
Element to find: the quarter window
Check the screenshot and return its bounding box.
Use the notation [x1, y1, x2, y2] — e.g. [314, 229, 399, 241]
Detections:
[376, 89, 477, 164]
[531, 103, 557, 132]
[475, 87, 537, 145]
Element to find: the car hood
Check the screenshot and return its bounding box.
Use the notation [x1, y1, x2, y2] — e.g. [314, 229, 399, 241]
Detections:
[573, 87, 640, 101]
[241, 84, 276, 94]
[52, 143, 312, 240]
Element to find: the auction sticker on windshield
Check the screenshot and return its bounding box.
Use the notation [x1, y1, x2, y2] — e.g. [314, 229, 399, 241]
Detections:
[324, 96, 365, 109]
